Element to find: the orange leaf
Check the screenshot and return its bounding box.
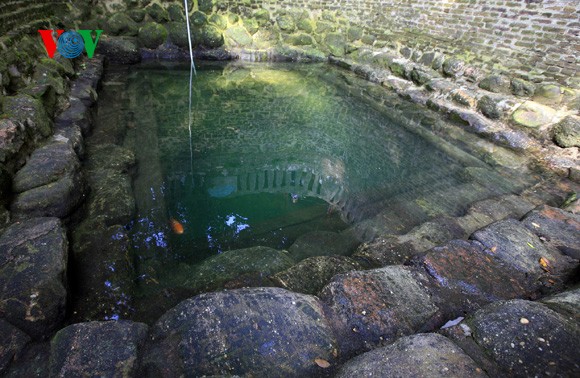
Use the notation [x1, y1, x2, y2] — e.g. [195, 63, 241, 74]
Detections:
[315, 358, 331, 368]
[539, 257, 550, 272]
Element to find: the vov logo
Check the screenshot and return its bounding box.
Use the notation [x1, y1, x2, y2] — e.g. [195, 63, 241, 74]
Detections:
[38, 30, 103, 59]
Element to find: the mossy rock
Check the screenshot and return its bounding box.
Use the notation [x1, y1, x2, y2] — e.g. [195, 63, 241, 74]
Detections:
[361, 34, 376, 46]
[105, 12, 139, 36]
[442, 58, 465, 78]
[227, 13, 240, 24]
[324, 33, 346, 57]
[389, 60, 412, 79]
[254, 9, 270, 26]
[209, 14, 227, 29]
[224, 25, 253, 47]
[201, 25, 224, 48]
[252, 28, 280, 49]
[286, 33, 314, 46]
[198, 0, 214, 13]
[166, 22, 190, 48]
[138, 22, 168, 49]
[315, 20, 336, 34]
[477, 95, 504, 120]
[127, 9, 146, 23]
[347, 26, 363, 42]
[146, 3, 169, 23]
[552, 116, 580, 148]
[243, 18, 259, 35]
[277, 14, 295, 32]
[510, 78, 535, 97]
[167, 3, 184, 22]
[533, 84, 562, 106]
[511, 101, 556, 128]
[191, 10, 207, 26]
[320, 10, 335, 22]
[296, 18, 314, 33]
[479, 74, 511, 94]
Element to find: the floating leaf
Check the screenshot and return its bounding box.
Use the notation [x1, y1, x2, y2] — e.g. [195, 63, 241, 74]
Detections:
[520, 317, 529, 325]
[531, 222, 540, 228]
[315, 358, 331, 368]
[527, 242, 535, 249]
[490, 246, 497, 253]
[539, 257, 550, 272]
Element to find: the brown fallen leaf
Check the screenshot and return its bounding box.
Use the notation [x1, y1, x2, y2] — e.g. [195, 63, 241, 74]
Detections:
[539, 257, 551, 272]
[490, 246, 497, 253]
[315, 358, 331, 368]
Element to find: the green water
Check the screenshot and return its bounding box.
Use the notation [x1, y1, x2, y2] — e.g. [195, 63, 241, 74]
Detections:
[91, 61, 535, 321]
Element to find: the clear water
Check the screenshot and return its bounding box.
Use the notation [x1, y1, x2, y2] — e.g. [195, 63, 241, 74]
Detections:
[89, 61, 536, 322]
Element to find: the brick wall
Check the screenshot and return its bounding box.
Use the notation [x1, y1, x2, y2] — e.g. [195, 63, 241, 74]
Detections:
[0, 0, 68, 37]
[237, 0, 580, 86]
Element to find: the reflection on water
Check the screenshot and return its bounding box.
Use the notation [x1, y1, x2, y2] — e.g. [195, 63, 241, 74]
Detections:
[88, 61, 536, 322]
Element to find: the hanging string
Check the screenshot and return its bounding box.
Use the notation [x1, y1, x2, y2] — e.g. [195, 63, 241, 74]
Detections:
[184, 0, 197, 76]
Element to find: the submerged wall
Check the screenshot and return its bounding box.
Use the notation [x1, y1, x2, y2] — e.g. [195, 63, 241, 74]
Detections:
[246, 0, 579, 87]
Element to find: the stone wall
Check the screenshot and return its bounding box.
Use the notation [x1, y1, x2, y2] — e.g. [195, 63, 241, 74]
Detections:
[0, 0, 69, 36]
[234, 0, 579, 87]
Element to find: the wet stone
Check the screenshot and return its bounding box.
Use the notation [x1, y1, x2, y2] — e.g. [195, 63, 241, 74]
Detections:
[319, 266, 440, 357]
[511, 101, 556, 129]
[178, 246, 295, 293]
[142, 287, 338, 377]
[552, 115, 580, 148]
[2, 95, 52, 141]
[353, 235, 433, 267]
[49, 321, 148, 377]
[540, 288, 580, 322]
[522, 205, 580, 259]
[471, 219, 577, 290]
[97, 36, 142, 65]
[12, 142, 79, 193]
[54, 97, 93, 136]
[478, 74, 511, 94]
[410, 239, 531, 317]
[469, 299, 580, 377]
[0, 319, 30, 375]
[288, 230, 359, 262]
[271, 255, 367, 295]
[85, 143, 136, 174]
[52, 123, 84, 159]
[0, 119, 25, 166]
[0, 218, 67, 339]
[86, 169, 135, 226]
[336, 333, 486, 378]
[10, 168, 86, 220]
[465, 194, 536, 224]
[70, 219, 136, 322]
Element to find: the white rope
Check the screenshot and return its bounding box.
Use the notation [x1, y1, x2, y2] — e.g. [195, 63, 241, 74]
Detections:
[184, 0, 197, 75]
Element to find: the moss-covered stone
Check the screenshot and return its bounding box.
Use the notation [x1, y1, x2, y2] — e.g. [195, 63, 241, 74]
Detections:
[410, 67, 433, 86]
[105, 12, 139, 36]
[533, 84, 562, 106]
[297, 18, 314, 33]
[477, 95, 504, 120]
[146, 3, 169, 23]
[167, 3, 184, 22]
[209, 13, 227, 29]
[552, 116, 580, 148]
[138, 22, 168, 49]
[361, 34, 376, 46]
[166, 22, 190, 48]
[286, 33, 315, 46]
[254, 9, 270, 26]
[511, 78, 535, 97]
[3, 94, 52, 140]
[277, 14, 295, 32]
[227, 12, 240, 24]
[224, 25, 253, 47]
[127, 9, 146, 22]
[315, 20, 336, 34]
[320, 10, 336, 22]
[190, 10, 207, 26]
[324, 33, 346, 57]
[442, 58, 465, 78]
[201, 25, 224, 48]
[511, 101, 556, 128]
[198, 0, 214, 13]
[347, 26, 363, 42]
[243, 18, 259, 35]
[479, 74, 511, 94]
